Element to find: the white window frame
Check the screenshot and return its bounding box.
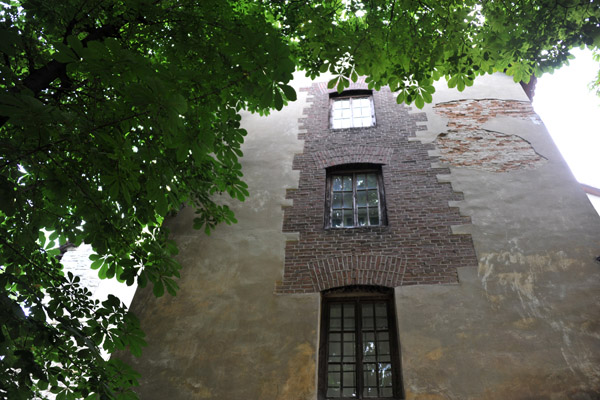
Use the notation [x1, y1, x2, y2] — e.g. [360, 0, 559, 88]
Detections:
[330, 93, 376, 129]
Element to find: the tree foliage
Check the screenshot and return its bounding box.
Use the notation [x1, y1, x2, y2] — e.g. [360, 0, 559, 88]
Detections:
[0, 0, 598, 398]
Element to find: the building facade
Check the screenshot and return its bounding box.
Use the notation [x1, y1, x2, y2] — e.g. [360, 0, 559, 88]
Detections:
[122, 74, 600, 399]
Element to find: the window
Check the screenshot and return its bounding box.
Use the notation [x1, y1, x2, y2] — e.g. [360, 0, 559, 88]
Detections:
[326, 166, 386, 228]
[331, 92, 375, 129]
[319, 287, 403, 399]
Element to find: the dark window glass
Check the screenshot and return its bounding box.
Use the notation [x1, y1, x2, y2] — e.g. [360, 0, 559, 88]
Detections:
[326, 167, 386, 228]
[319, 289, 403, 399]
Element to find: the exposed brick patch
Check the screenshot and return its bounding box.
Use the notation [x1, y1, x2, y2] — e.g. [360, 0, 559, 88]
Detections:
[434, 99, 542, 129]
[433, 99, 546, 172]
[276, 85, 478, 294]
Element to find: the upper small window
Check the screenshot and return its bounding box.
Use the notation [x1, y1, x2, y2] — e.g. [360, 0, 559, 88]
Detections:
[331, 91, 375, 129]
[326, 165, 386, 228]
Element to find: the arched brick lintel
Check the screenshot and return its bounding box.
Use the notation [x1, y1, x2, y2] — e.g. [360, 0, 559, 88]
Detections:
[307, 255, 407, 292]
[313, 146, 394, 169]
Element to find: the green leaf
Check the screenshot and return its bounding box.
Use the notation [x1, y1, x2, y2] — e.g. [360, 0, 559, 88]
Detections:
[280, 84, 297, 101]
[274, 91, 284, 111]
[327, 77, 339, 89]
[153, 280, 165, 297]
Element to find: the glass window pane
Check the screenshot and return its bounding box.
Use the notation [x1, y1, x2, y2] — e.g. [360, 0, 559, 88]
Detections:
[358, 98, 370, 107]
[343, 317, 355, 331]
[364, 387, 378, 398]
[332, 119, 342, 129]
[341, 118, 352, 128]
[330, 305, 341, 318]
[332, 193, 343, 209]
[343, 342, 355, 357]
[356, 174, 366, 189]
[381, 387, 393, 397]
[333, 176, 342, 191]
[368, 208, 379, 226]
[363, 338, 375, 357]
[357, 208, 367, 226]
[343, 303, 355, 317]
[375, 304, 387, 317]
[367, 190, 379, 206]
[378, 341, 390, 356]
[377, 332, 389, 341]
[329, 342, 341, 358]
[343, 209, 354, 227]
[360, 117, 372, 127]
[362, 304, 375, 330]
[376, 317, 388, 330]
[357, 191, 367, 206]
[332, 210, 343, 227]
[327, 387, 340, 397]
[343, 192, 353, 208]
[328, 371, 341, 386]
[364, 364, 377, 386]
[330, 317, 341, 330]
[342, 388, 356, 397]
[367, 173, 377, 188]
[343, 332, 355, 342]
[343, 371, 356, 387]
[379, 363, 392, 387]
[343, 176, 353, 191]
[329, 333, 341, 342]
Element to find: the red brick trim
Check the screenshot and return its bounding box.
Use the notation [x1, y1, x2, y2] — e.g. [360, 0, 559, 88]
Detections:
[312, 146, 394, 169]
[307, 255, 407, 291]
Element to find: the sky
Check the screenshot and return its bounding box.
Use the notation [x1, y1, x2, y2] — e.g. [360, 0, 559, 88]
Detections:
[532, 48, 600, 190]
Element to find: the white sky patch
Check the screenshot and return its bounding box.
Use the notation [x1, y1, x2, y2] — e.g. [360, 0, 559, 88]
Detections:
[533, 48, 600, 189]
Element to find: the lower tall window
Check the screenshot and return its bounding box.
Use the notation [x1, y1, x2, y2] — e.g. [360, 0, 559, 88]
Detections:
[319, 287, 403, 399]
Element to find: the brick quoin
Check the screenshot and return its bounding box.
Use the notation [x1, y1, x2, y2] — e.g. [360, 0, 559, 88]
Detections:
[276, 82, 478, 294]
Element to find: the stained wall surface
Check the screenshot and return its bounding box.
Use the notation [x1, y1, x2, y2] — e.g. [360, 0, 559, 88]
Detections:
[123, 73, 600, 399]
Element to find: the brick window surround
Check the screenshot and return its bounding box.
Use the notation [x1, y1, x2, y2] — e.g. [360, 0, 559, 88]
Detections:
[278, 79, 478, 294]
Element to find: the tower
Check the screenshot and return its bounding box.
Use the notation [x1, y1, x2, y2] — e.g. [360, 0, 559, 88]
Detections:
[121, 73, 600, 399]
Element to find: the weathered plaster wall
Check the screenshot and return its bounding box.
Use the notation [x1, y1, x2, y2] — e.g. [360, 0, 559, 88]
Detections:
[124, 73, 600, 400]
[122, 73, 320, 400]
[398, 73, 600, 399]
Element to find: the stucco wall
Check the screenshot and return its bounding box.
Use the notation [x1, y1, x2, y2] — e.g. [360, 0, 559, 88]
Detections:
[123, 73, 320, 399]
[398, 74, 600, 399]
[124, 73, 600, 399]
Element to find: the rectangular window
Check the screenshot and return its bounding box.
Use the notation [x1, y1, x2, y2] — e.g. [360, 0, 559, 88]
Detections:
[319, 290, 403, 399]
[326, 168, 385, 228]
[331, 96, 375, 129]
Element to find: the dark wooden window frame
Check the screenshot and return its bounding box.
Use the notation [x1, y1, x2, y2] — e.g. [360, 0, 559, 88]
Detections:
[318, 286, 404, 400]
[330, 90, 376, 129]
[324, 164, 388, 229]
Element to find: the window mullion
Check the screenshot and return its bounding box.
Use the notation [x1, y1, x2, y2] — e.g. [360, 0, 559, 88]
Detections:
[353, 173, 358, 226]
[356, 300, 364, 399]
